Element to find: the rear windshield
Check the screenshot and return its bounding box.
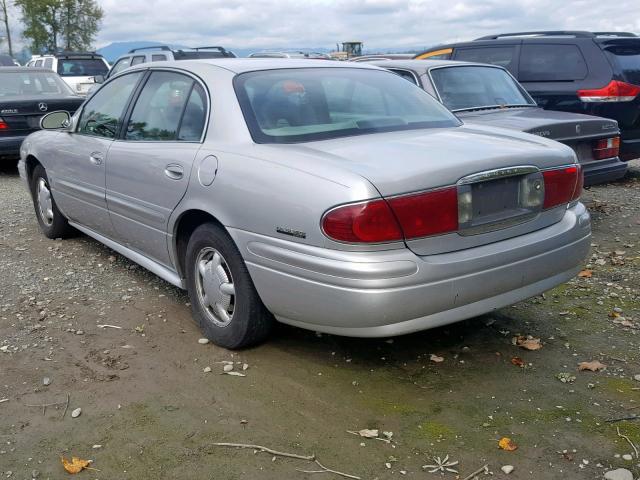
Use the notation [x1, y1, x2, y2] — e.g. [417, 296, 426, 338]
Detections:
[234, 68, 460, 143]
[57, 58, 108, 77]
[0, 71, 73, 97]
[429, 66, 535, 111]
[604, 44, 640, 86]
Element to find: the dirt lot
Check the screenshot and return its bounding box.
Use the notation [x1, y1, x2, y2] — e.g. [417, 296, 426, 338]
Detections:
[1, 161, 639, 480]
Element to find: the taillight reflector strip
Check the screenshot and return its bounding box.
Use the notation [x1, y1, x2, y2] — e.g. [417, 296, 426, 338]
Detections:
[387, 187, 459, 239]
[578, 80, 640, 102]
[542, 165, 582, 209]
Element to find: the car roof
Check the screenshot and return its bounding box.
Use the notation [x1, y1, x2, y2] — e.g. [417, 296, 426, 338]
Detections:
[0, 66, 53, 73]
[369, 59, 504, 71]
[130, 58, 382, 74]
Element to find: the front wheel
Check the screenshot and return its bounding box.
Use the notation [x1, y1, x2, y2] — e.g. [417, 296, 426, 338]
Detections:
[30, 165, 75, 239]
[185, 223, 273, 349]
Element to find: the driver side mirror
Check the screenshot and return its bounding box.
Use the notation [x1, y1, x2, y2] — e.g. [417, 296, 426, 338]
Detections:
[93, 75, 105, 84]
[40, 111, 71, 130]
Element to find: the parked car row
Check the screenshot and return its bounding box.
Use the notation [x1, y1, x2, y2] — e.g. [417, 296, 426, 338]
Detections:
[18, 58, 591, 348]
[414, 31, 640, 161]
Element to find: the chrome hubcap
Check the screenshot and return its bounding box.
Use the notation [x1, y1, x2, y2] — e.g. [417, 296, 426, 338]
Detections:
[195, 247, 235, 327]
[36, 178, 54, 226]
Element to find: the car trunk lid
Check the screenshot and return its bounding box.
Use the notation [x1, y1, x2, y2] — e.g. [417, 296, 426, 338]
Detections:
[0, 97, 83, 136]
[291, 125, 579, 255]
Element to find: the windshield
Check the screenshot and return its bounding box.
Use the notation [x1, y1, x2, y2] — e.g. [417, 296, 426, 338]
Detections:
[234, 68, 460, 143]
[57, 58, 108, 77]
[0, 71, 74, 97]
[429, 66, 535, 111]
[604, 44, 640, 86]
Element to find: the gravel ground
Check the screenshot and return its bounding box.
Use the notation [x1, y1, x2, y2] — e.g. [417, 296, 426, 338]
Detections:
[1, 161, 639, 480]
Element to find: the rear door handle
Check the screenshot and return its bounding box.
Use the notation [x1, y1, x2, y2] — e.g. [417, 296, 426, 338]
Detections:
[164, 164, 184, 180]
[89, 152, 103, 165]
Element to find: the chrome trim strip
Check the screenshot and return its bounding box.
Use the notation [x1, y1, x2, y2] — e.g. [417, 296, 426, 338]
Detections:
[457, 165, 539, 185]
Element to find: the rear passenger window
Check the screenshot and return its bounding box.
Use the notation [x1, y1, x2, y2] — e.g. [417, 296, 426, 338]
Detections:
[151, 55, 167, 62]
[454, 47, 516, 69]
[44, 58, 53, 69]
[519, 44, 587, 81]
[130, 56, 146, 66]
[125, 72, 196, 141]
[35, 59, 43, 67]
[178, 84, 207, 141]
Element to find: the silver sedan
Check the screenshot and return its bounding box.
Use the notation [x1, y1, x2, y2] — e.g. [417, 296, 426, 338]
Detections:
[19, 59, 591, 348]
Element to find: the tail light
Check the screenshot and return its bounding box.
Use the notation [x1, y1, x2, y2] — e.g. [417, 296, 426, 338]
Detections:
[592, 136, 620, 160]
[322, 187, 458, 243]
[578, 80, 640, 102]
[0, 117, 8, 130]
[542, 165, 582, 209]
[322, 167, 583, 244]
[322, 199, 403, 243]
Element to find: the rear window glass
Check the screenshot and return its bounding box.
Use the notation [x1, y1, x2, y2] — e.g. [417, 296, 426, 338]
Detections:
[454, 46, 517, 70]
[57, 58, 108, 77]
[604, 44, 640, 85]
[430, 66, 534, 111]
[519, 44, 588, 81]
[234, 68, 459, 144]
[0, 71, 73, 97]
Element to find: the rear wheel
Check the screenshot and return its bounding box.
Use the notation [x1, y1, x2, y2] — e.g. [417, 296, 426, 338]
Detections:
[185, 222, 273, 349]
[30, 165, 75, 239]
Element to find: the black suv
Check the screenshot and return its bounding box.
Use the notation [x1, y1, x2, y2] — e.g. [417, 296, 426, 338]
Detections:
[415, 31, 640, 160]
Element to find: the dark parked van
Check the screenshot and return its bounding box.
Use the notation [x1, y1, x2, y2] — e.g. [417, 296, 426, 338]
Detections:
[415, 31, 640, 160]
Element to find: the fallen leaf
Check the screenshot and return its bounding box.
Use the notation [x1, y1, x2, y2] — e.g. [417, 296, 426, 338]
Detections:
[498, 437, 518, 451]
[61, 456, 92, 474]
[609, 311, 621, 318]
[357, 429, 379, 438]
[514, 336, 542, 351]
[578, 360, 606, 372]
[578, 269, 592, 278]
[510, 357, 525, 368]
[430, 354, 444, 363]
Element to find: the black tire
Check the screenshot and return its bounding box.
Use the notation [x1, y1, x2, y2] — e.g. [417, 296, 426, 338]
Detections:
[30, 164, 75, 239]
[185, 222, 273, 349]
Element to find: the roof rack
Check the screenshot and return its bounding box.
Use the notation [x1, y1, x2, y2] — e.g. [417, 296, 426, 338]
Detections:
[128, 45, 172, 53]
[475, 31, 638, 40]
[191, 46, 228, 52]
[593, 32, 637, 38]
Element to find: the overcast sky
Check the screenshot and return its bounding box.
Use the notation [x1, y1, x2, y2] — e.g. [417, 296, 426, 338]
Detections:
[94, 0, 640, 50]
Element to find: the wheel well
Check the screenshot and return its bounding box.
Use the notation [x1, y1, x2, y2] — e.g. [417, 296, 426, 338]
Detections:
[24, 155, 42, 184]
[174, 210, 224, 278]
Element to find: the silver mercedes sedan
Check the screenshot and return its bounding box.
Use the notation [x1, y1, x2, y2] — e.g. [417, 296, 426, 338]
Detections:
[19, 59, 591, 348]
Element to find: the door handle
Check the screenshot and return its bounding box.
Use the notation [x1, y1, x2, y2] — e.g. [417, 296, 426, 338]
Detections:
[89, 152, 103, 165]
[164, 164, 184, 180]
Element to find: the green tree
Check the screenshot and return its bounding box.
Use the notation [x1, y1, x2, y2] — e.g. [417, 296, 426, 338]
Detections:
[0, 0, 13, 56]
[15, 0, 103, 53]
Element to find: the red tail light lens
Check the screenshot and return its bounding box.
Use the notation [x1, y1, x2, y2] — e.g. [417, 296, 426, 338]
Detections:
[322, 199, 403, 243]
[578, 80, 640, 102]
[592, 136, 620, 160]
[387, 187, 458, 239]
[322, 187, 459, 243]
[0, 117, 8, 130]
[542, 165, 582, 209]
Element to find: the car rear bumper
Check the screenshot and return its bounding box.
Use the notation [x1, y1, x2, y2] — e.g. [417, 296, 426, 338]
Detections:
[0, 135, 26, 159]
[620, 137, 640, 161]
[230, 203, 591, 337]
[582, 157, 627, 186]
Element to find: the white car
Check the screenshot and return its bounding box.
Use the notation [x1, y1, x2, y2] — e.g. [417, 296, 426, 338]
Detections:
[26, 52, 109, 96]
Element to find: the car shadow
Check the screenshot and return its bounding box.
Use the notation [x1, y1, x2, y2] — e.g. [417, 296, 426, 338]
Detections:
[0, 161, 19, 176]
